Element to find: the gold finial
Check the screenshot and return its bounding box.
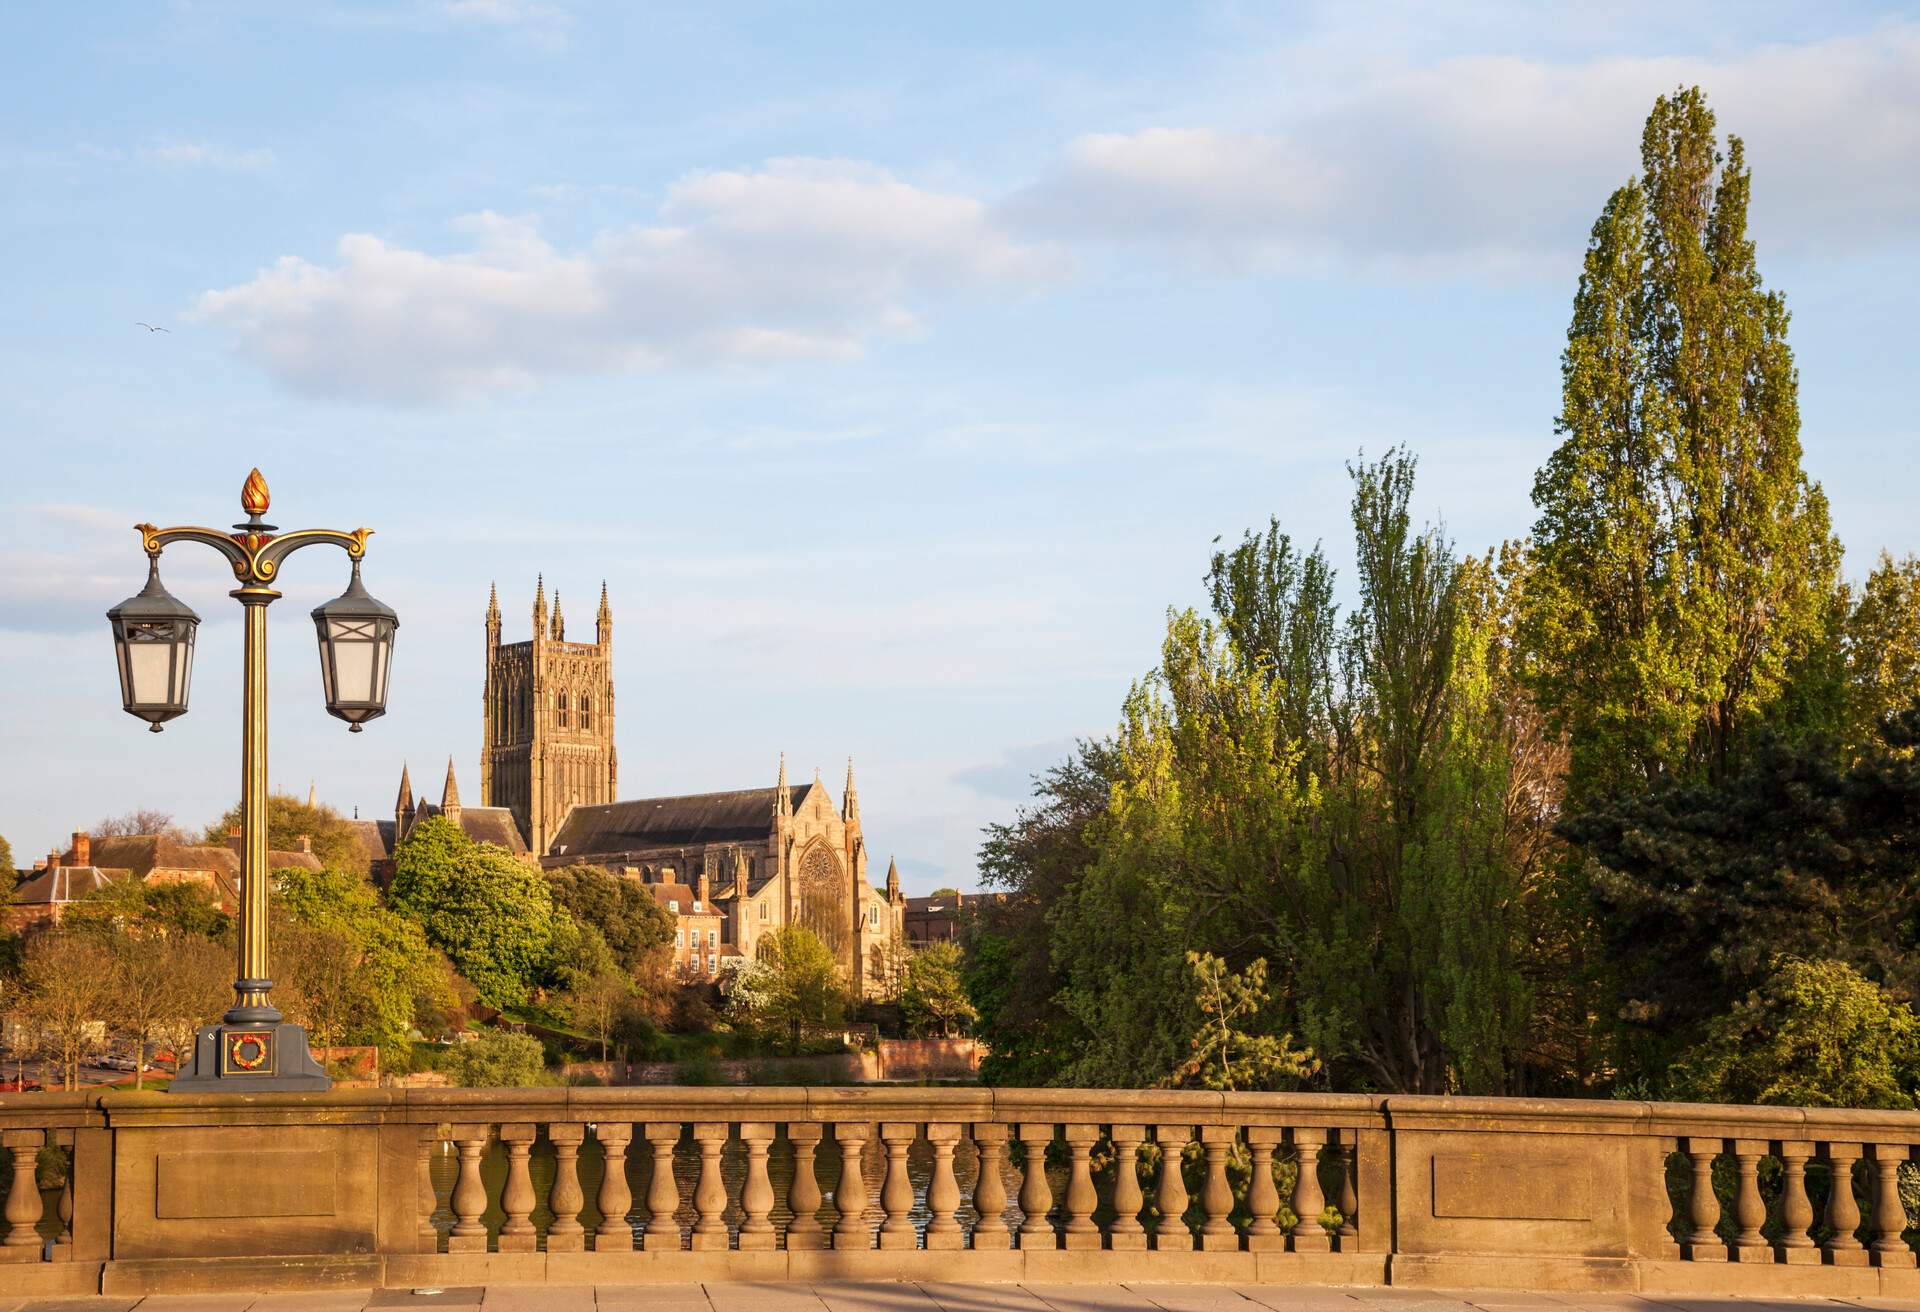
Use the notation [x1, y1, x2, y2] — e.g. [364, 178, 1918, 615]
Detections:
[241, 468, 271, 515]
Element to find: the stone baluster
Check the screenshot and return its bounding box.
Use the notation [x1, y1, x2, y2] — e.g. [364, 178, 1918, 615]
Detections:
[1824, 1143, 1867, 1265]
[643, 1123, 683, 1251]
[1681, 1136, 1725, 1262]
[416, 1127, 443, 1253]
[1061, 1124, 1100, 1250]
[54, 1134, 73, 1252]
[690, 1122, 730, 1251]
[594, 1124, 634, 1252]
[878, 1122, 918, 1250]
[1869, 1144, 1916, 1268]
[1336, 1136, 1359, 1241]
[1775, 1140, 1816, 1262]
[497, 1123, 538, 1252]
[925, 1123, 964, 1251]
[832, 1123, 872, 1249]
[2, 1130, 45, 1249]
[1289, 1128, 1330, 1253]
[1727, 1139, 1768, 1262]
[971, 1123, 1010, 1249]
[546, 1123, 587, 1252]
[1154, 1124, 1193, 1251]
[1109, 1124, 1147, 1251]
[1017, 1123, 1055, 1250]
[1244, 1129, 1283, 1251]
[737, 1123, 777, 1251]
[446, 1128, 491, 1253]
[1198, 1126, 1237, 1251]
[786, 1124, 826, 1249]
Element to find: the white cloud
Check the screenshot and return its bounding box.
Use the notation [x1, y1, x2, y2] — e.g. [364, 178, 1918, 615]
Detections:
[439, 0, 571, 51]
[140, 140, 276, 172]
[195, 159, 1064, 403]
[1005, 27, 1920, 274]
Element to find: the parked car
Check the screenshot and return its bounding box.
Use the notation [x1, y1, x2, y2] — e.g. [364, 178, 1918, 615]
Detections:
[0, 1077, 43, 1092]
[95, 1055, 138, 1072]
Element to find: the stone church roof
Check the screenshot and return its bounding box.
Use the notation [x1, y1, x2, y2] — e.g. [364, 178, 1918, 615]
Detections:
[547, 783, 817, 858]
[410, 801, 529, 855]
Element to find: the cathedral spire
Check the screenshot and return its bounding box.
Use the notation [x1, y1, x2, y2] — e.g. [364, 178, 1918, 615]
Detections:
[886, 854, 900, 901]
[442, 757, 462, 813]
[395, 762, 413, 815]
[842, 756, 860, 823]
[306, 780, 317, 810]
[775, 753, 792, 820]
[533, 574, 547, 636]
[551, 591, 565, 641]
[596, 580, 612, 647]
[486, 581, 501, 642]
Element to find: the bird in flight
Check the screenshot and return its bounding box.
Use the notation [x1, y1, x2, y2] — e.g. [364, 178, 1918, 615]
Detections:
[135, 322, 169, 333]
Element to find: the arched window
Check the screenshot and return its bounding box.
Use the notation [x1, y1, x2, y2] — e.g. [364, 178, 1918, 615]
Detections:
[759, 901, 768, 921]
[557, 690, 568, 728]
[579, 694, 592, 730]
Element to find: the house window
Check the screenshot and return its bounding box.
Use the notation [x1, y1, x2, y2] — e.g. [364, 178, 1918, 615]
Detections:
[557, 691, 568, 728]
[693, 899, 702, 913]
[580, 694, 591, 730]
[759, 902, 767, 921]
[707, 929, 717, 948]
[868, 905, 878, 927]
[707, 954, 716, 973]
[675, 929, 685, 948]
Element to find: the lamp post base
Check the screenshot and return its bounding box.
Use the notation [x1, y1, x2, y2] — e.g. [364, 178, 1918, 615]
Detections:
[168, 1021, 332, 1092]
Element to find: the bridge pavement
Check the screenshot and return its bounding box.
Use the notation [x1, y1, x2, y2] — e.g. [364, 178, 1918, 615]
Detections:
[6, 1284, 1920, 1312]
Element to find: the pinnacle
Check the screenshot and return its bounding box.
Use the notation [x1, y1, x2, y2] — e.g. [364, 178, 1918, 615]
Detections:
[442, 756, 461, 810]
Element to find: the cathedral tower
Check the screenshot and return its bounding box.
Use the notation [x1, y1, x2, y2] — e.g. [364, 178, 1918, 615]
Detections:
[481, 578, 617, 855]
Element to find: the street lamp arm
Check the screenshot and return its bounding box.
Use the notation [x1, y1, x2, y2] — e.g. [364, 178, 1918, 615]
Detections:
[134, 523, 373, 590]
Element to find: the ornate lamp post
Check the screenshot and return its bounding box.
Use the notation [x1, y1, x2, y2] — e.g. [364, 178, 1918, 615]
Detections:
[106, 468, 398, 1091]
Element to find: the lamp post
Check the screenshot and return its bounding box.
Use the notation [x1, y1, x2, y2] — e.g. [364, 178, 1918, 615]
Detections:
[106, 468, 398, 1092]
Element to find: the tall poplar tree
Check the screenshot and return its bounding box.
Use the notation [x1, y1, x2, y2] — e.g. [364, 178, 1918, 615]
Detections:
[1523, 87, 1840, 800]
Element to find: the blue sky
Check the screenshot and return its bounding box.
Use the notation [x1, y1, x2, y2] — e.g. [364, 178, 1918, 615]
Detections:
[3, 2, 1916, 887]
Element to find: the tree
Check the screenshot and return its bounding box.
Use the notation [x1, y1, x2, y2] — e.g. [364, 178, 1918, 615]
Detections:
[544, 864, 675, 980]
[900, 942, 978, 1038]
[274, 863, 457, 1061]
[1522, 87, 1839, 801]
[1666, 959, 1920, 1109]
[565, 963, 635, 1063]
[16, 932, 114, 1090]
[1174, 953, 1316, 1092]
[0, 831, 14, 878]
[1843, 553, 1920, 754]
[928, 887, 961, 899]
[387, 817, 560, 1008]
[449, 1030, 548, 1087]
[92, 809, 189, 841]
[103, 927, 228, 1088]
[1564, 705, 1920, 1085]
[203, 793, 366, 875]
[737, 925, 846, 1051]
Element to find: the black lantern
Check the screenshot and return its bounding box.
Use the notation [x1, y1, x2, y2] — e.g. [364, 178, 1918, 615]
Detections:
[310, 559, 398, 731]
[106, 558, 201, 731]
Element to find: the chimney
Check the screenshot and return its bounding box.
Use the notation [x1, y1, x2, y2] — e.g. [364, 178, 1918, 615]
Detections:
[298, 834, 312, 854]
[71, 831, 90, 867]
[228, 825, 242, 854]
[696, 871, 711, 906]
[46, 850, 59, 872]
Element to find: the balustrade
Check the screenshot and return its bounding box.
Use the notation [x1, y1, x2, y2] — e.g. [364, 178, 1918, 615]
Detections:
[8, 1086, 1920, 1293]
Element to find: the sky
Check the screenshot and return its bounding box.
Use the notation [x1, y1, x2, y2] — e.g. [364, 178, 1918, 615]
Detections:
[2, 2, 1917, 889]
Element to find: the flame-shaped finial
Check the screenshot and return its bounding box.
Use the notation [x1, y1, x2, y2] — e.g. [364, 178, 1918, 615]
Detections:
[241, 468, 271, 516]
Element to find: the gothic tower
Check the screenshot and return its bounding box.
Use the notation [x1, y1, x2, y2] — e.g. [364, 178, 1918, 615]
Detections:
[481, 578, 617, 855]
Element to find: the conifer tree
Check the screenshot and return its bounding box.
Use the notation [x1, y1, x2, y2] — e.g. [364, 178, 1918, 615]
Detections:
[1523, 87, 1839, 800]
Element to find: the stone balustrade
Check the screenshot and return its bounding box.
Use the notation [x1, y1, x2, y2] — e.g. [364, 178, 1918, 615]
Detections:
[5, 1088, 1920, 1299]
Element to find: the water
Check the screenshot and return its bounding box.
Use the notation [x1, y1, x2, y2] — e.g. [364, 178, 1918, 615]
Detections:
[425, 1127, 1062, 1249]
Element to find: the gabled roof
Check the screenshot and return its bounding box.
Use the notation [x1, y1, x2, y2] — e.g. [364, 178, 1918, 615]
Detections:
[13, 865, 123, 906]
[346, 818, 396, 864]
[88, 834, 239, 880]
[412, 802, 528, 855]
[548, 783, 816, 857]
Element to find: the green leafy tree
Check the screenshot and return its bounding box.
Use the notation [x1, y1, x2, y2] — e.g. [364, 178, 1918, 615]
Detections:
[964, 743, 1113, 1085]
[900, 941, 979, 1038]
[1844, 553, 1920, 753]
[449, 1029, 549, 1087]
[739, 925, 846, 1051]
[1522, 87, 1840, 801]
[928, 887, 961, 899]
[543, 863, 676, 990]
[387, 817, 560, 1008]
[1174, 952, 1315, 1092]
[203, 793, 366, 874]
[1667, 959, 1920, 1109]
[1565, 706, 1920, 1084]
[0, 832, 14, 879]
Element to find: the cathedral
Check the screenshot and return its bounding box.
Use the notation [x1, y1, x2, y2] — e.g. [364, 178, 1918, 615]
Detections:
[394, 580, 906, 998]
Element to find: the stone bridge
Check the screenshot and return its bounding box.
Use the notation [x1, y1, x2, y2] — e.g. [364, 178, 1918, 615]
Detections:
[1, 1087, 1914, 1299]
